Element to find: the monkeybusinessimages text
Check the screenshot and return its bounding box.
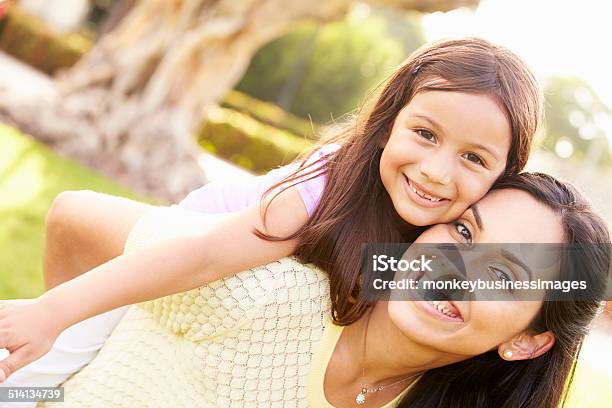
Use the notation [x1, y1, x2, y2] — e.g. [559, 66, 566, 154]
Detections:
[370, 255, 587, 294]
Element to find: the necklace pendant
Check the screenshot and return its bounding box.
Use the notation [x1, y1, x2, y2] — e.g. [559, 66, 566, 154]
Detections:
[356, 389, 367, 405]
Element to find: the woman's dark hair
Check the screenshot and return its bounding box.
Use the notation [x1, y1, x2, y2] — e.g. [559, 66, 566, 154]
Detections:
[396, 172, 610, 408]
[255, 37, 544, 325]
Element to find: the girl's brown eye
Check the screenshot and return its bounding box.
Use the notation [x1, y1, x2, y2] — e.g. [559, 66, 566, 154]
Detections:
[463, 152, 485, 166]
[415, 129, 436, 142]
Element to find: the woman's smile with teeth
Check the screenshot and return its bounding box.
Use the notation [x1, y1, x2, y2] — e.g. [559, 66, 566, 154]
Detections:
[430, 300, 459, 318]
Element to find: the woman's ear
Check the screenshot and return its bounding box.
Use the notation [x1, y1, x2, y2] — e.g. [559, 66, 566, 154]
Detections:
[498, 330, 556, 361]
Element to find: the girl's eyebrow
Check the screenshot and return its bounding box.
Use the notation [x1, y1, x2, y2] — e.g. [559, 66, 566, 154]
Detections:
[468, 204, 483, 231]
[412, 113, 445, 134]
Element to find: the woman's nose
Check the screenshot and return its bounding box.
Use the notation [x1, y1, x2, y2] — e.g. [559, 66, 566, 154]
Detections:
[419, 150, 452, 185]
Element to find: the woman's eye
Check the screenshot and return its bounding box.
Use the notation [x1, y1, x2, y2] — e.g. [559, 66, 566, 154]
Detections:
[415, 129, 436, 142]
[463, 152, 485, 166]
[490, 266, 512, 283]
[452, 221, 472, 244]
[489, 266, 518, 294]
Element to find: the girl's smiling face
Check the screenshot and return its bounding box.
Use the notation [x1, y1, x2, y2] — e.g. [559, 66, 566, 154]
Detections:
[379, 90, 512, 226]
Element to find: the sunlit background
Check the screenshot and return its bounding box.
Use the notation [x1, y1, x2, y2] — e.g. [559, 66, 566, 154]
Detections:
[423, 0, 612, 108]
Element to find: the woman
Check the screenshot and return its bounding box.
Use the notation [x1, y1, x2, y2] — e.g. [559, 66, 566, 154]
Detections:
[5, 172, 605, 408]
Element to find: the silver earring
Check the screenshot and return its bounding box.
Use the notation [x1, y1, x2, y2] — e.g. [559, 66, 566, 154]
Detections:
[502, 349, 514, 360]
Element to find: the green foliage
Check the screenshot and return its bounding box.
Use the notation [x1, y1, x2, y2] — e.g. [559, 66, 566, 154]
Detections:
[236, 10, 423, 124]
[0, 6, 92, 74]
[542, 76, 611, 167]
[0, 124, 149, 299]
[197, 107, 312, 174]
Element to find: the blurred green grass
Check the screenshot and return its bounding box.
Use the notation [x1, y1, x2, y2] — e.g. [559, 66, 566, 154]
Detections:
[0, 124, 610, 406]
[0, 123, 147, 299]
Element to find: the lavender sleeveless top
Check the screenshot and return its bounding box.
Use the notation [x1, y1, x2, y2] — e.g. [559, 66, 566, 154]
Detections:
[179, 144, 339, 216]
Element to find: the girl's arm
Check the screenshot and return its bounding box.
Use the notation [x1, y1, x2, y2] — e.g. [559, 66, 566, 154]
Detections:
[44, 191, 154, 289]
[0, 186, 308, 382]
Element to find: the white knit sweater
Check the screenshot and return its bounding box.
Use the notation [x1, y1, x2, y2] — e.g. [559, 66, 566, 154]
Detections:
[40, 206, 333, 407]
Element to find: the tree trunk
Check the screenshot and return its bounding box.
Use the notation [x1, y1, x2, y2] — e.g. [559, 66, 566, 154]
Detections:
[98, 0, 137, 37]
[3, 0, 477, 202]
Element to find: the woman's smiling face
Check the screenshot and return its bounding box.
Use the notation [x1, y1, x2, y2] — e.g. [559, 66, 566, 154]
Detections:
[379, 90, 512, 227]
[386, 188, 565, 356]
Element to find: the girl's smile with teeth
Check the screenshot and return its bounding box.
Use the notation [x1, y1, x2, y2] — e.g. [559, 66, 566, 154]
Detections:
[405, 176, 445, 202]
[402, 175, 449, 210]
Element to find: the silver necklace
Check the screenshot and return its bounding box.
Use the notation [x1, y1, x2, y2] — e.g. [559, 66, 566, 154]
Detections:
[355, 309, 418, 405]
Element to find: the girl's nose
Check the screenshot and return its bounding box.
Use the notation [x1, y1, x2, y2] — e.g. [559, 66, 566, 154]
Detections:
[419, 151, 452, 185]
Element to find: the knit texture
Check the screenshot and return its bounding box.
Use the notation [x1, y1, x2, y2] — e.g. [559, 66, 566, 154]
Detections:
[40, 206, 332, 407]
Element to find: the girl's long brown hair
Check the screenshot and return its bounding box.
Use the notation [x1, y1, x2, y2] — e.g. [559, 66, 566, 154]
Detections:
[255, 37, 544, 325]
[396, 172, 610, 408]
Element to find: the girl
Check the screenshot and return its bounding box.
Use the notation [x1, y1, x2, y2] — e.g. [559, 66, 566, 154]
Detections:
[26, 173, 612, 407]
[0, 36, 543, 384]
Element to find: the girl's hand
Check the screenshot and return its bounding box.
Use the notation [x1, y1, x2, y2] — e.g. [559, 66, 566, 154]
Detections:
[0, 298, 63, 383]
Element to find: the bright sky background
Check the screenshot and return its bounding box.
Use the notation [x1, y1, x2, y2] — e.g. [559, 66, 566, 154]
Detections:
[422, 0, 612, 110]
